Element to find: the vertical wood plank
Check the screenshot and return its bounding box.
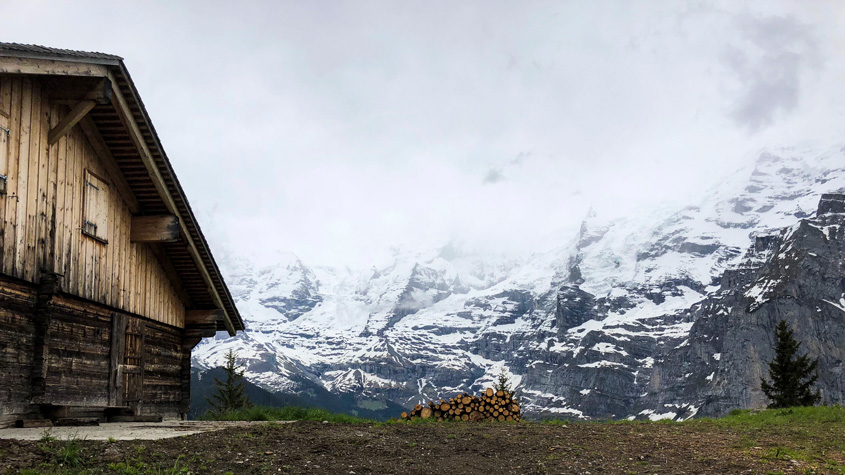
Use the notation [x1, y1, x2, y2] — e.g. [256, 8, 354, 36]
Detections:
[128, 244, 136, 314]
[121, 205, 128, 309]
[14, 78, 32, 279]
[69, 127, 83, 296]
[135, 247, 142, 316]
[43, 92, 58, 275]
[62, 118, 73, 279]
[145, 250, 152, 319]
[2, 78, 20, 277]
[109, 313, 127, 407]
[0, 77, 8, 272]
[138, 320, 146, 412]
[53, 105, 67, 277]
[140, 248, 148, 317]
[25, 80, 41, 281]
[156, 260, 162, 322]
[116, 200, 124, 309]
[106, 180, 116, 305]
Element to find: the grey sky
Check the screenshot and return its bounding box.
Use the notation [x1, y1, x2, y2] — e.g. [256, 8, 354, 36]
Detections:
[3, 1, 843, 267]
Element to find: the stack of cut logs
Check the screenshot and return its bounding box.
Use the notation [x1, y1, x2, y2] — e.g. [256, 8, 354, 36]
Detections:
[399, 388, 520, 422]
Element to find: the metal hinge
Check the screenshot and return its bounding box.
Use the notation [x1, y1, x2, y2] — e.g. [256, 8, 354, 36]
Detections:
[86, 181, 99, 191]
[84, 220, 98, 232]
[0, 126, 9, 136]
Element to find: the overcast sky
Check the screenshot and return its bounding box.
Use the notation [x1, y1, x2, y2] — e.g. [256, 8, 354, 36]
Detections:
[2, 1, 844, 267]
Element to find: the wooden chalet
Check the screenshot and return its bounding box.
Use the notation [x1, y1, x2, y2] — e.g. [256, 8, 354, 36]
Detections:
[0, 43, 244, 426]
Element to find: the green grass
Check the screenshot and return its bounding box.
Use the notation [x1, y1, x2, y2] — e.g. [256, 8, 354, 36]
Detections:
[706, 406, 845, 473]
[201, 405, 372, 423]
[55, 436, 84, 468]
[709, 405, 845, 427]
[535, 405, 845, 474]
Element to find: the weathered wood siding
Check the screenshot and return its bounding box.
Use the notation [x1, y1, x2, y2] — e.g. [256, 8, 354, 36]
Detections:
[0, 278, 36, 426]
[44, 294, 112, 406]
[45, 295, 185, 415]
[142, 320, 185, 416]
[0, 275, 186, 422]
[0, 75, 185, 328]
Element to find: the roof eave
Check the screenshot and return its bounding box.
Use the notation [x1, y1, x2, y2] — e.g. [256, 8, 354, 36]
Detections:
[109, 63, 244, 333]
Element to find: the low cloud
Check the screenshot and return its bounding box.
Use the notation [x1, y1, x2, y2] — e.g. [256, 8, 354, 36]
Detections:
[723, 14, 821, 133]
[483, 168, 505, 184]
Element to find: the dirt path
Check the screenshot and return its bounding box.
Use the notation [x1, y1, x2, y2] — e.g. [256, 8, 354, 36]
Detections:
[1, 420, 843, 474]
[0, 421, 286, 441]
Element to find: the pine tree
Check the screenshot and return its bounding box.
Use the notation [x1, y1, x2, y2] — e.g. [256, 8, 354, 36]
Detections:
[207, 349, 252, 414]
[760, 320, 821, 408]
[493, 367, 512, 394]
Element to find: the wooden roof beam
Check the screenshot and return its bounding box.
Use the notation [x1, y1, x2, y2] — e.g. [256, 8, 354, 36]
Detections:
[0, 56, 111, 77]
[48, 77, 114, 105]
[130, 215, 181, 243]
[186, 309, 224, 325]
[48, 100, 96, 145]
[186, 323, 217, 339]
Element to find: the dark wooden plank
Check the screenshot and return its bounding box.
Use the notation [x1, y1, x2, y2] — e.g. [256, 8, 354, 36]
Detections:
[15, 419, 52, 428]
[108, 313, 125, 407]
[54, 417, 99, 426]
[107, 414, 161, 423]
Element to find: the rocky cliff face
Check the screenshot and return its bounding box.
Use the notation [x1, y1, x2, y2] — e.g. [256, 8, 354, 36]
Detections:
[637, 195, 845, 418]
[194, 145, 845, 419]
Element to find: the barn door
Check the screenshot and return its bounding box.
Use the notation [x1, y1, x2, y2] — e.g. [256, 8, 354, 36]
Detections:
[123, 318, 145, 414]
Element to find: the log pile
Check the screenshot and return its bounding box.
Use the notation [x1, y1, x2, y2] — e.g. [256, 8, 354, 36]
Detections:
[399, 388, 520, 422]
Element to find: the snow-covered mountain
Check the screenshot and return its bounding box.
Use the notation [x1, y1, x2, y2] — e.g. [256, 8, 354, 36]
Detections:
[194, 144, 845, 419]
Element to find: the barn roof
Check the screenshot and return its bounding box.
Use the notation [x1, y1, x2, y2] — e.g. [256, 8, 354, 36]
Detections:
[0, 43, 123, 62]
[0, 43, 243, 334]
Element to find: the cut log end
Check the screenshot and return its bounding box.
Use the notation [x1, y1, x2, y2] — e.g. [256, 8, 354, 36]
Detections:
[399, 389, 521, 423]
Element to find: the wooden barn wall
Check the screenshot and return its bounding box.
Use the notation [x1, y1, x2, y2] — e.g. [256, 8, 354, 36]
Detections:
[43, 295, 112, 407]
[46, 295, 185, 415]
[0, 75, 185, 328]
[0, 278, 36, 426]
[0, 275, 186, 422]
[142, 319, 185, 416]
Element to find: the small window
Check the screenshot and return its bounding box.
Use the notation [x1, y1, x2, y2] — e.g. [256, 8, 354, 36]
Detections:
[0, 112, 8, 195]
[83, 170, 109, 243]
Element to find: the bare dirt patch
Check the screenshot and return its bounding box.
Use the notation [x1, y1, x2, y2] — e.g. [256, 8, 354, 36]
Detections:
[1, 420, 843, 474]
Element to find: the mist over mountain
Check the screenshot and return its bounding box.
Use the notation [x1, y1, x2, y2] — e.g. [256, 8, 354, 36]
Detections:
[194, 144, 845, 420]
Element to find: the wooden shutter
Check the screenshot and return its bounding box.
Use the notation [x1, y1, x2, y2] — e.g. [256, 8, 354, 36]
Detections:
[83, 170, 109, 243]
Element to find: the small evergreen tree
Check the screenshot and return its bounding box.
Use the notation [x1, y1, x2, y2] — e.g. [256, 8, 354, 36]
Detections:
[207, 349, 252, 414]
[493, 367, 512, 394]
[760, 320, 821, 408]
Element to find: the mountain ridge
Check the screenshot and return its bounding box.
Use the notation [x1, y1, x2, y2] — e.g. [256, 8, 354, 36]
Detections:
[194, 144, 845, 419]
